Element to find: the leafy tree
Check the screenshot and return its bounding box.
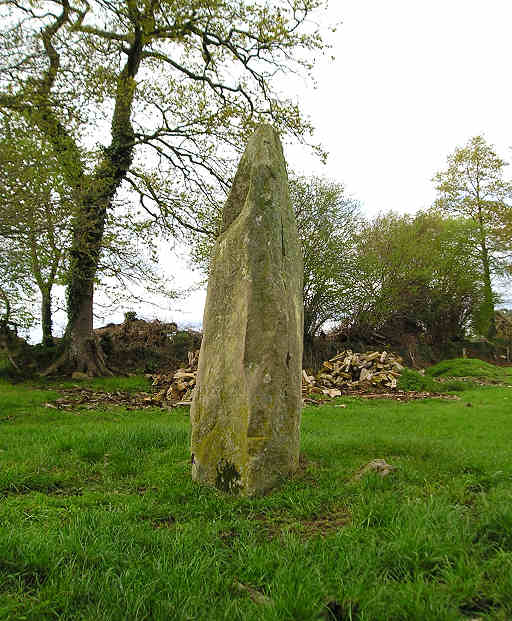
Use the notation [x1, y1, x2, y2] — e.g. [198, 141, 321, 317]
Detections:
[0, 240, 37, 371]
[0, 117, 71, 346]
[433, 136, 512, 338]
[340, 211, 484, 356]
[290, 176, 360, 346]
[0, 116, 176, 350]
[188, 175, 361, 349]
[0, 0, 330, 375]
[0, 242, 36, 334]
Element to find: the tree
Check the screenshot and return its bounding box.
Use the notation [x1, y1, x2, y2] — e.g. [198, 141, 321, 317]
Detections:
[0, 240, 37, 371]
[340, 211, 484, 358]
[289, 176, 360, 347]
[0, 115, 176, 351]
[433, 136, 512, 338]
[0, 117, 72, 346]
[0, 0, 330, 375]
[188, 175, 361, 348]
[0, 242, 36, 334]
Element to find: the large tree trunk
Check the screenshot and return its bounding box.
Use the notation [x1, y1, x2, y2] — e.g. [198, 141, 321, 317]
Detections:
[65, 202, 111, 375]
[41, 288, 54, 348]
[37, 22, 142, 376]
[43, 31, 142, 376]
[41, 197, 112, 377]
[67, 280, 110, 375]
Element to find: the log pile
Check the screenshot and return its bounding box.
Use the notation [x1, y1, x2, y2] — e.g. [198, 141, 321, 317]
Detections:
[46, 349, 458, 411]
[149, 349, 404, 407]
[149, 350, 199, 405]
[303, 350, 404, 397]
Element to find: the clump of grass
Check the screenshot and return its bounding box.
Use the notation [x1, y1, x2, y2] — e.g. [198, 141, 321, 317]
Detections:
[397, 368, 441, 392]
[425, 358, 507, 383]
[398, 367, 477, 393]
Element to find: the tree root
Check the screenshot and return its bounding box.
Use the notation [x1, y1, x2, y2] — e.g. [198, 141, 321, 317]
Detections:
[41, 336, 114, 377]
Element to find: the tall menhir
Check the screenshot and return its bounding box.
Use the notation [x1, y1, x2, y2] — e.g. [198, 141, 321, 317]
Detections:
[190, 125, 303, 496]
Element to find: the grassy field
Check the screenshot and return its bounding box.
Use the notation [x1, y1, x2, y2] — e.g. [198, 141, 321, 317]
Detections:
[1, 365, 512, 620]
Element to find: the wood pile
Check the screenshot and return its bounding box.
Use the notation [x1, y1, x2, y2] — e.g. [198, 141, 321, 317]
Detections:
[303, 350, 404, 398]
[150, 349, 404, 407]
[149, 350, 199, 405]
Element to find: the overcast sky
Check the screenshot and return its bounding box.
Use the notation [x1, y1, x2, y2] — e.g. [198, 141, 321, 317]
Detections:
[293, 0, 512, 218]
[161, 0, 512, 328]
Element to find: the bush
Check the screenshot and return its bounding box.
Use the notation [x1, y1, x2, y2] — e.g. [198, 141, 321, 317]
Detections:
[397, 368, 475, 393]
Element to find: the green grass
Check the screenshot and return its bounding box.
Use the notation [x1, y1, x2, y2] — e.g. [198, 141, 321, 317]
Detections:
[27, 374, 152, 393]
[1, 375, 512, 620]
[426, 358, 510, 383]
[398, 368, 478, 392]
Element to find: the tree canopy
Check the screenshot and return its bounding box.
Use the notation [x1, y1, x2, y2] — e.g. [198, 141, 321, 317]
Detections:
[0, 0, 331, 374]
[433, 135, 512, 338]
[290, 176, 360, 344]
[337, 211, 484, 360]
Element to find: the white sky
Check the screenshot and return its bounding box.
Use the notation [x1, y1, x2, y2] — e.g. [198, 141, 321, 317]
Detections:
[292, 0, 512, 216]
[45, 0, 512, 338]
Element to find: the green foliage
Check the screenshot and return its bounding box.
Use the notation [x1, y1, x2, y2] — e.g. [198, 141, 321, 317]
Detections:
[0, 0, 331, 371]
[340, 210, 483, 347]
[189, 175, 362, 344]
[433, 135, 512, 338]
[426, 358, 508, 382]
[291, 176, 361, 341]
[2, 377, 512, 618]
[0, 115, 72, 342]
[398, 368, 474, 393]
[171, 330, 201, 362]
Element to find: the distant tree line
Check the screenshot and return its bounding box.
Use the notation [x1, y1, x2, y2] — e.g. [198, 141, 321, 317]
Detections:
[294, 136, 512, 363]
[188, 135, 511, 365]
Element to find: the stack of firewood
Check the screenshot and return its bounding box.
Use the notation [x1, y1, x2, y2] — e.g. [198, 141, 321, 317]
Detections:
[151, 349, 404, 407]
[149, 350, 199, 405]
[303, 350, 404, 397]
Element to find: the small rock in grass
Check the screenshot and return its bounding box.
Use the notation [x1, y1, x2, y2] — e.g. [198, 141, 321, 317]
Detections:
[354, 459, 396, 480]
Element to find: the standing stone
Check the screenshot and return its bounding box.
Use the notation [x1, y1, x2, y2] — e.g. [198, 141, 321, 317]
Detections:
[190, 124, 303, 496]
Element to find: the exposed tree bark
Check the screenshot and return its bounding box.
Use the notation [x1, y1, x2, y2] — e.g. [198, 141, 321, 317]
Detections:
[60, 29, 142, 375]
[41, 288, 53, 348]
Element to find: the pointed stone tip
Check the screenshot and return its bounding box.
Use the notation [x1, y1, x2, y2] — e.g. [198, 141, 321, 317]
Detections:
[250, 123, 280, 143]
[221, 124, 284, 233]
[246, 123, 285, 165]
